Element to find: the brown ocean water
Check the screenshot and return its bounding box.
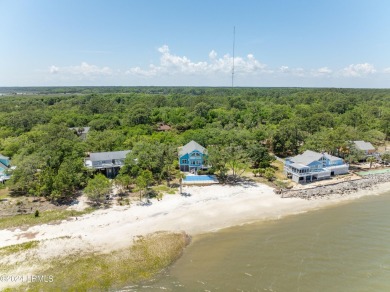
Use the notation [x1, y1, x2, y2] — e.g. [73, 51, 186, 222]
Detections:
[128, 191, 390, 292]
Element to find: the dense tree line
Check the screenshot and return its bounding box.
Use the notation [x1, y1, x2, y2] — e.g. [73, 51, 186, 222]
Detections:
[0, 87, 388, 200]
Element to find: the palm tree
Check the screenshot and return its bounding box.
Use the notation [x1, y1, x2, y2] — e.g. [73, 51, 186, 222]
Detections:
[178, 171, 186, 194]
[366, 156, 376, 169]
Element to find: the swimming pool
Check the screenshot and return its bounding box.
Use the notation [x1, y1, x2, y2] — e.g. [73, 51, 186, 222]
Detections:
[183, 175, 218, 183]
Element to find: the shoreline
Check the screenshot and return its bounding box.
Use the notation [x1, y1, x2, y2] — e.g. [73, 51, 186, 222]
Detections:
[1, 179, 390, 289]
[281, 172, 390, 199]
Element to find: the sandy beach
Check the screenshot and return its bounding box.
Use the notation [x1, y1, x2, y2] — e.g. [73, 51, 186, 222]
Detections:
[1, 179, 390, 290]
[1, 181, 390, 257]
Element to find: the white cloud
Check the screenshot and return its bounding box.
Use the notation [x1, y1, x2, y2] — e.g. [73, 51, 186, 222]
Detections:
[310, 66, 333, 77]
[279, 66, 290, 73]
[341, 63, 376, 77]
[45, 46, 390, 87]
[209, 50, 217, 59]
[279, 66, 305, 76]
[383, 67, 390, 73]
[49, 62, 112, 76]
[126, 45, 268, 77]
[316, 67, 332, 74]
[49, 65, 59, 74]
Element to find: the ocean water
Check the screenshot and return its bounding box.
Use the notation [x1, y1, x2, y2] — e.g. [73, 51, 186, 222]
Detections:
[130, 191, 390, 292]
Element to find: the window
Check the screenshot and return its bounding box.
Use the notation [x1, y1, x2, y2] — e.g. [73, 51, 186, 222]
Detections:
[182, 159, 188, 164]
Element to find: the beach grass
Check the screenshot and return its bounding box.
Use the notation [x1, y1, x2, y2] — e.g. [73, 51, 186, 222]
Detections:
[271, 160, 286, 180]
[0, 187, 10, 200]
[0, 240, 39, 256]
[14, 232, 189, 291]
[152, 185, 177, 194]
[0, 208, 95, 230]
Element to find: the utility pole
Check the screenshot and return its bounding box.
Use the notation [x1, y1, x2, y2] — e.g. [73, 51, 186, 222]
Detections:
[232, 26, 235, 88]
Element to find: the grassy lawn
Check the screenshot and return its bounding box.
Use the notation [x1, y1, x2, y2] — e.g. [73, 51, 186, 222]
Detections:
[8, 232, 189, 292]
[0, 208, 95, 230]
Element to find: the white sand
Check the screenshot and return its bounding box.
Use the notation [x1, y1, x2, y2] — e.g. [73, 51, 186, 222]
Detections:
[1, 181, 390, 289]
[1, 182, 390, 255]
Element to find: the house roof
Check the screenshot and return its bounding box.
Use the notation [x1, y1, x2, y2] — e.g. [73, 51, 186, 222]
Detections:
[178, 140, 206, 157]
[289, 162, 310, 170]
[89, 150, 131, 162]
[290, 150, 341, 166]
[353, 141, 375, 151]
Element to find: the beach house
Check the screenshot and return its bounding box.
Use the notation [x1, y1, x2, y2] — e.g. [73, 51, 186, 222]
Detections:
[84, 150, 130, 178]
[0, 154, 11, 182]
[352, 141, 376, 156]
[178, 140, 208, 173]
[284, 150, 349, 183]
[0, 154, 10, 173]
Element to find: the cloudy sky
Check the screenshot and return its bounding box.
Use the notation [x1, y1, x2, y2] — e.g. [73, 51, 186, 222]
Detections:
[1, 0, 390, 87]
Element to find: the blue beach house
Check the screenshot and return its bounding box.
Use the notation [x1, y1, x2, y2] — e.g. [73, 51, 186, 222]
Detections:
[284, 150, 349, 183]
[178, 140, 208, 173]
[0, 154, 10, 175]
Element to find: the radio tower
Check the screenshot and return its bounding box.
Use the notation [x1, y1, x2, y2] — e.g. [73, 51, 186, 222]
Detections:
[232, 26, 235, 88]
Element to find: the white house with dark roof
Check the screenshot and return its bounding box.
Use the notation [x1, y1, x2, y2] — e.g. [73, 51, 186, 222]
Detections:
[84, 150, 130, 178]
[284, 150, 349, 183]
[352, 141, 376, 155]
[178, 140, 208, 173]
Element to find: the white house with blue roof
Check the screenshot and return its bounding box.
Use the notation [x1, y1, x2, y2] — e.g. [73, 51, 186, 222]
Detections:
[178, 140, 208, 173]
[284, 150, 349, 183]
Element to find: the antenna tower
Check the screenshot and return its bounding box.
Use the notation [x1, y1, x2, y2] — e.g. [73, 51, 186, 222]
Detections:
[232, 26, 235, 87]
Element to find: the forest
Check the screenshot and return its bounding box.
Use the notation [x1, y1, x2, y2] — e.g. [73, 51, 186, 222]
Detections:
[0, 87, 389, 201]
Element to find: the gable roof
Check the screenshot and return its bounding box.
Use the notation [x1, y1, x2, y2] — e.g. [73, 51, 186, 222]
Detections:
[353, 141, 375, 151]
[178, 140, 206, 157]
[290, 150, 341, 166]
[89, 150, 131, 162]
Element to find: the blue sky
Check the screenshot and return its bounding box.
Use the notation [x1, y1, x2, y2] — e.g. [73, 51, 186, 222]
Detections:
[1, 0, 390, 87]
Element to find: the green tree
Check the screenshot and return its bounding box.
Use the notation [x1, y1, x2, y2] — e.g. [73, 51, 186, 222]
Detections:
[208, 146, 229, 182]
[84, 174, 111, 205]
[366, 156, 376, 169]
[247, 143, 275, 169]
[136, 170, 153, 201]
[177, 171, 186, 194]
[381, 152, 390, 164]
[114, 174, 132, 195]
[264, 167, 275, 181]
[226, 145, 249, 182]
